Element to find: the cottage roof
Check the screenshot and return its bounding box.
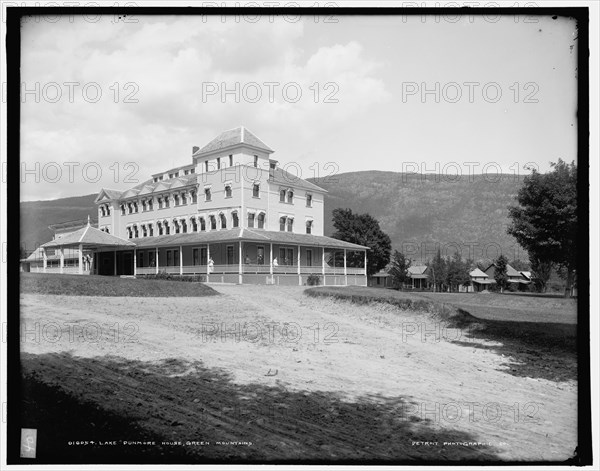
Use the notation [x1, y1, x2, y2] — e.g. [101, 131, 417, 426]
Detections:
[408, 265, 428, 275]
[469, 268, 488, 278]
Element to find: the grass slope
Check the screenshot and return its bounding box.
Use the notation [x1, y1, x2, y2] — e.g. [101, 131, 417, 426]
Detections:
[21, 273, 219, 297]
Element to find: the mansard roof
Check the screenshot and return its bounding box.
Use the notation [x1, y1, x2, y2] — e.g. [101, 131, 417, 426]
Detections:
[116, 173, 198, 201]
[195, 126, 274, 155]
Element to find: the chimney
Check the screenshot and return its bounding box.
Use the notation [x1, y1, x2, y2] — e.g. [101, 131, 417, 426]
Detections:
[192, 146, 199, 154]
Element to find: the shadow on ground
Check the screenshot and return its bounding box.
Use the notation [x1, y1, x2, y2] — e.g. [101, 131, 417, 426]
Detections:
[19, 352, 500, 464]
[448, 309, 577, 382]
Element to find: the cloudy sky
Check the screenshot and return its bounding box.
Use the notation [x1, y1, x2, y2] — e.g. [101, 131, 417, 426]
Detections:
[19, 12, 578, 201]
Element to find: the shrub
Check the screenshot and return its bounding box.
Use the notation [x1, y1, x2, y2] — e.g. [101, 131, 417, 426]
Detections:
[307, 273, 321, 286]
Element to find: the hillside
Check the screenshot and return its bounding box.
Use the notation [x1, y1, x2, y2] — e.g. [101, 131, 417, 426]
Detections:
[307, 171, 526, 263]
[20, 194, 98, 251]
[20, 172, 526, 263]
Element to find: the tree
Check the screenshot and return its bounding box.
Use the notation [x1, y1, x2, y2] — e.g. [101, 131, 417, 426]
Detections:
[331, 208, 391, 277]
[510, 259, 529, 271]
[446, 252, 471, 292]
[493, 254, 509, 293]
[389, 251, 412, 290]
[427, 249, 447, 292]
[530, 256, 553, 293]
[507, 159, 577, 297]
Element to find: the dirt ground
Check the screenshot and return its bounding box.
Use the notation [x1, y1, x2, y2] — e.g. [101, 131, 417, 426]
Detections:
[19, 284, 578, 463]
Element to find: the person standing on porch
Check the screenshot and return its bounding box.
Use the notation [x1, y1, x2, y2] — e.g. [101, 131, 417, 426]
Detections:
[208, 257, 214, 273]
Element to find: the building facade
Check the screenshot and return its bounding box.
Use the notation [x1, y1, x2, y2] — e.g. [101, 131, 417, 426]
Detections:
[37, 127, 368, 286]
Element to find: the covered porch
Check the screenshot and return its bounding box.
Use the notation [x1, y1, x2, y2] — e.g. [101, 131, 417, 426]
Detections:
[128, 229, 369, 286]
[39, 222, 135, 275]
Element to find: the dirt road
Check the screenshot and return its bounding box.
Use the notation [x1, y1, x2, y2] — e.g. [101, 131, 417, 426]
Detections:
[20, 284, 577, 462]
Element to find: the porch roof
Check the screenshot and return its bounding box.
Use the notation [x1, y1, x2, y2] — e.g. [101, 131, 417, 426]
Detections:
[41, 225, 135, 249]
[129, 228, 369, 250]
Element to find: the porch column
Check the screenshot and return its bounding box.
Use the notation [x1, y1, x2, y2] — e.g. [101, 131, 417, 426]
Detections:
[239, 241, 243, 284]
[363, 250, 368, 286]
[179, 245, 183, 276]
[297, 245, 301, 286]
[42, 248, 47, 273]
[114, 250, 117, 276]
[78, 244, 83, 275]
[155, 247, 159, 274]
[59, 247, 65, 274]
[322, 247, 326, 286]
[207, 243, 211, 280]
[269, 243, 273, 276]
[343, 249, 347, 286]
[133, 248, 137, 276]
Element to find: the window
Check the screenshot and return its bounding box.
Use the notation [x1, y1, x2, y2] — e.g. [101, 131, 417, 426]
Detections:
[200, 217, 206, 231]
[306, 194, 312, 207]
[229, 155, 233, 166]
[205, 188, 211, 201]
[142, 200, 147, 212]
[254, 155, 258, 168]
[149, 224, 153, 236]
[225, 185, 232, 198]
[217, 157, 221, 169]
[205, 161, 209, 172]
[184, 170, 189, 175]
[121, 204, 126, 215]
[193, 248, 199, 266]
[306, 220, 313, 234]
[158, 222, 163, 235]
[257, 213, 265, 229]
[165, 222, 170, 235]
[280, 189, 286, 202]
[191, 191, 197, 203]
[169, 173, 174, 179]
[279, 248, 294, 266]
[248, 213, 255, 228]
[174, 194, 180, 206]
[149, 251, 155, 267]
[174, 220, 180, 234]
[127, 202, 133, 214]
[182, 219, 187, 233]
[279, 216, 286, 231]
[174, 249, 180, 266]
[191, 217, 198, 232]
[142, 225, 147, 237]
[190, 168, 195, 174]
[253, 183, 260, 198]
[220, 213, 227, 229]
[200, 247, 207, 265]
[287, 218, 293, 232]
[232, 212, 239, 228]
[287, 190, 294, 204]
[181, 193, 187, 205]
[148, 199, 153, 211]
[158, 197, 163, 209]
[164, 197, 170, 208]
[226, 245, 234, 265]
[137, 251, 144, 267]
[167, 250, 173, 266]
[210, 215, 216, 230]
[133, 225, 139, 237]
[306, 249, 313, 267]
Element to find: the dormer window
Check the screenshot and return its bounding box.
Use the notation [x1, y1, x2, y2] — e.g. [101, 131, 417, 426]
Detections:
[253, 183, 260, 198]
[225, 185, 232, 198]
[205, 188, 212, 202]
[306, 194, 312, 207]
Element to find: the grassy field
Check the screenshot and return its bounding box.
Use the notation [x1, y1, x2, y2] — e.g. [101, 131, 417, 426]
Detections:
[305, 286, 578, 382]
[20, 273, 219, 297]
